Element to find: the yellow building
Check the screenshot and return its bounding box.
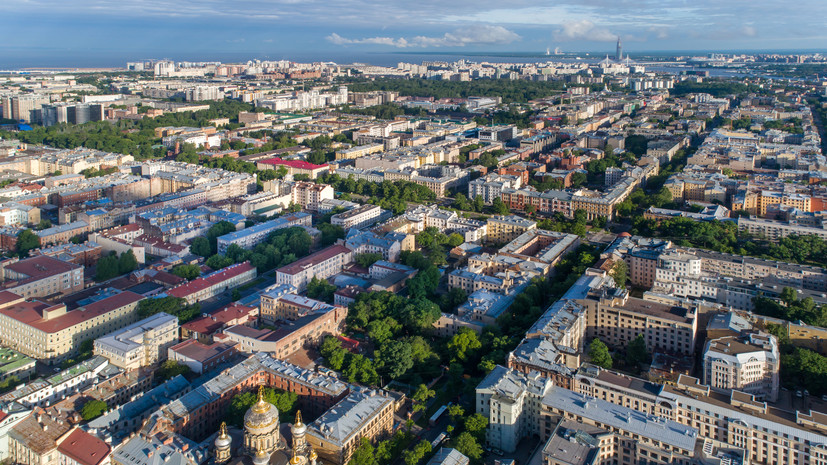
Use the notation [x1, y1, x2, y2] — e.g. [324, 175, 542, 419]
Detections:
[485, 215, 536, 244]
[0, 290, 144, 365]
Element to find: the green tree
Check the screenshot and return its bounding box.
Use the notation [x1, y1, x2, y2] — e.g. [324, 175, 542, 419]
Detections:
[348, 438, 377, 465]
[307, 276, 337, 303]
[157, 360, 192, 381]
[190, 237, 212, 257]
[16, 229, 40, 258]
[402, 440, 432, 465]
[376, 340, 414, 379]
[206, 254, 234, 270]
[447, 404, 465, 423]
[464, 413, 489, 439]
[80, 399, 108, 420]
[626, 334, 650, 369]
[412, 384, 435, 412]
[172, 264, 201, 280]
[588, 338, 613, 369]
[473, 195, 484, 212]
[207, 221, 237, 254]
[492, 197, 510, 215]
[452, 432, 483, 460]
[321, 336, 347, 371]
[118, 250, 138, 274]
[446, 328, 482, 362]
[95, 254, 121, 281]
[609, 260, 628, 289]
[355, 253, 383, 268]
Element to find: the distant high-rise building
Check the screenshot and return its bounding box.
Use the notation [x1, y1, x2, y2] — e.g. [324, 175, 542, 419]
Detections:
[616, 36, 623, 61]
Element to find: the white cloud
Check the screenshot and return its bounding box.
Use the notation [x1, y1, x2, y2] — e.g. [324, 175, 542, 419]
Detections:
[327, 25, 520, 48]
[741, 25, 756, 37]
[554, 20, 616, 42]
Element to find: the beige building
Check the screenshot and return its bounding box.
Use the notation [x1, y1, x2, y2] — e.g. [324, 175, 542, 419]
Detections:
[291, 182, 334, 209]
[702, 332, 780, 402]
[0, 256, 84, 299]
[583, 290, 698, 355]
[305, 388, 395, 465]
[485, 215, 536, 243]
[330, 204, 384, 230]
[8, 410, 73, 465]
[275, 245, 353, 292]
[0, 290, 144, 364]
[93, 312, 179, 370]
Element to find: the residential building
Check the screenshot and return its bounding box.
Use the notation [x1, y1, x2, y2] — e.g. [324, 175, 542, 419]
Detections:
[305, 388, 395, 465]
[93, 313, 179, 371]
[275, 245, 353, 292]
[166, 262, 257, 305]
[485, 215, 536, 243]
[702, 332, 780, 402]
[56, 428, 111, 465]
[180, 302, 258, 344]
[331, 204, 385, 231]
[216, 213, 311, 254]
[167, 340, 238, 374]
[0, 290, 144, 364]
[0, 256, 84, 299]
[291, 182, 334, 209]
[0, 348, 36, 383]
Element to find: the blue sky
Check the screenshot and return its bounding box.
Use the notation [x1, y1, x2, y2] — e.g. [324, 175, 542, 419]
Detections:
[2, 0, 827, 66]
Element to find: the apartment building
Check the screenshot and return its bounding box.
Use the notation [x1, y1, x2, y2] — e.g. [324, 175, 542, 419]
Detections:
[93, 312, 179, 371]
[583, 289, 698, 355]
[256, 158, 329, 179]
[259, 292, 333, 324]
[0, 290, 144, 364]
[0, 256, 84, 299]
[331, 204, 384, 230]
[468, 174, 522, 204]
[167, 340, 238, 374]
[485, 215, 536, 243]
[167, 262, 257, 305]
[305, 388, 395, 465]
[275, 245, 353, 292]
[335, 143, 384, 161]
[220, 305, 346, 359]
[291, 182, 334, 209]
[571, 366, 827, 465]
[737, 216, 827, 241]
[215, 213, 311, 254]
[702, 332, 780, 402]
[180, 302, 259, 344]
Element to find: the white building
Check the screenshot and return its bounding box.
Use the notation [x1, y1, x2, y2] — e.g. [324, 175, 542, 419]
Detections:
[703, 332, 780, 402]
[93, 313, 179, 371]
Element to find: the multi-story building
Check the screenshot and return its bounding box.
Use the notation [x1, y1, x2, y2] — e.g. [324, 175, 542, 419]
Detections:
[180, 302, 259, 344]
[331, 204, 385, 231]
[93, 312, 179, 371]
[216, 213, 311, 254]
[275, 245, 353, 292]
[702, 332, 780, 402]
[485, 215, 537, 243]
[291, 182, 334, 209]
[219, 305, 346, 359]
[737, 216, 827, 241]
[167, 340, 238, 374]
[259, 292, 333, 324]
[0, 356, 110, 407]
[0, 256, 84, 299]
[468, 174, 522, 204]
[0, 290, 144, 364]
[56, 428, 111, 465]
[256, 158, 329, 179]
[305, 388, 395, 465]
[582, 288, 698, 355]
[167, 262, 257, 305]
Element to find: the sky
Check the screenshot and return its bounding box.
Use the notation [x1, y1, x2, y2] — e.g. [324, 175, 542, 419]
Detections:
[2, 0, 827, 67]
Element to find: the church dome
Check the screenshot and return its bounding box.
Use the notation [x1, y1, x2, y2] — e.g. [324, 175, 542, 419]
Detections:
[245, 387, 280, 431]
[252, 446, 270, 465]
[215, 422, 232, 449]
[290, 410, 307, 437]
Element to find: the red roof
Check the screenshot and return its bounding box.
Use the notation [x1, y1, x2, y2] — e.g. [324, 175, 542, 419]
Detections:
[57, 428, 111, 465]
[168, 262, 255, 299]
[181, 302, 256, 335]
[258, 157, 328, 170]
[0, 291, 143, 333]
[276, 245, 351, 276]
[4, 256, 81, 284]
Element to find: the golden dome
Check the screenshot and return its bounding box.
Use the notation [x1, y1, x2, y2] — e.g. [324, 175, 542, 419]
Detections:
[215, 422, 231, 448]
[244, 386, 280, 429]
[252, 445, 269, 465]
[309, 449, 317, 460]
[291, 410, 307, 436]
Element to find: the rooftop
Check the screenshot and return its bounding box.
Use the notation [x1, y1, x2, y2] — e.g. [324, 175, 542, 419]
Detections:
[276, 245, 351, 276]
[57, 428, 111, 465]
[307, 388, 394, 446]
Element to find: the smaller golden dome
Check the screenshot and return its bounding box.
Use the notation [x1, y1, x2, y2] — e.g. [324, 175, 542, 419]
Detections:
[252, 386, 270, 414]
[309, 449, 317, 460]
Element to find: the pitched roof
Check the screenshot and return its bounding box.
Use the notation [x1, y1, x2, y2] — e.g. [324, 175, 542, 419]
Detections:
[57, 428, 111, 465]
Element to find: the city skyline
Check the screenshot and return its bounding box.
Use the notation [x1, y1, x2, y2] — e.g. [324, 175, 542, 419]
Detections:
[2, 0, 827, 68]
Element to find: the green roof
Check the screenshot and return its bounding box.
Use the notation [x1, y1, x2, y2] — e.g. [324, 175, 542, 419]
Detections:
[0, 348, 35, 374]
